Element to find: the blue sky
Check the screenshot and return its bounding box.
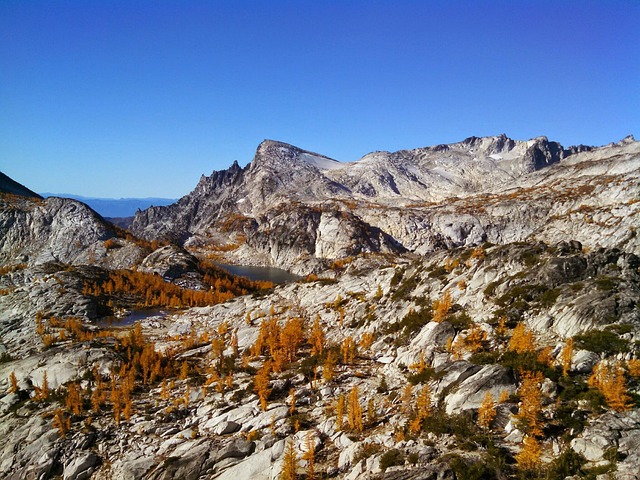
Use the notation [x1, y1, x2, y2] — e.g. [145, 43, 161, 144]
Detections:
[1, 0, 638, 198]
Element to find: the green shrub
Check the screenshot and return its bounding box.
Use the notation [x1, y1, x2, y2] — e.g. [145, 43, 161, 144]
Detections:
[539, 288, 561, 308]
[391, 274, 420, 301]
[496, 284, 548, 308]
[407, 367, 443, 385]
[376, 376, 389, 393]
[545, 448, 587, 479]
[605, 323, 633, 335]
[428, 266, 448, 278]
[499, 351, 560, 380]
[574, 330, 629, 354]
[595, 276, 616, 291]
[483, 281, 500, 297]
[448, 311, 472, 331]
[353, 443, 382, 464]
[380, 449, 405, 471]
[390, 268, 405, 287]
[469, 351, 500, 365]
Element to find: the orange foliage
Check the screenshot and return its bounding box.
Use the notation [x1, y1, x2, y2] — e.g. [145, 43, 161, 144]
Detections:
[347, 386, 364, 433]
[83, 262, 271, 311]
[516, 435, 542, 471]
[588, 360, 632, 412]
[516, 370, 544, 437]
[433, 289, 452, 323]
[509, 323, 537, 353]
[477, 391, 497, 430]
[254, 360, 272, 411]
[308, 316, 326, 356]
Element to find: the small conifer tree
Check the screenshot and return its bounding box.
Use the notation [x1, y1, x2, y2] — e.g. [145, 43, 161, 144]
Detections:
[9, 371, 18, 394]
[560, 338, 574, 377]
[254, 360, 272, 411]
[516, 435, 542, 471]
[279, 438, 298, 480]
[516, 370, 544, 437]
[477, 391, 497, 430]
[347, 386, 364, 433]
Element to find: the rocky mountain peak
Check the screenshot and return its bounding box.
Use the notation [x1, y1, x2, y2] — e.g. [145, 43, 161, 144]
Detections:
[459, 133, 517, 154]
[619, 134, 637, 145]
[251, 139, 342, 173]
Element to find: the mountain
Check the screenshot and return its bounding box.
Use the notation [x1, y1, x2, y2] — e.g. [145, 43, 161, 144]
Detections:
[40, 194, 177, 218]
[131, 134, 639, 274]
[0, 171, 42, 199]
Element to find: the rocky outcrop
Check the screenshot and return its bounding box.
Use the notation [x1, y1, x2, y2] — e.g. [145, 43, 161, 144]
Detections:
[0, 195, 145, 269]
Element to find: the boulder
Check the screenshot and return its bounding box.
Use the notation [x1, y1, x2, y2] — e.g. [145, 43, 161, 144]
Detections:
[63, 452, 100, 480]
[444, 364, 516, 415]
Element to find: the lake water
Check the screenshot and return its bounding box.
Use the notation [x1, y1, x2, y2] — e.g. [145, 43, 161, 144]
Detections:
[216, 263, 300, 284]
[96, 308, 168, 328]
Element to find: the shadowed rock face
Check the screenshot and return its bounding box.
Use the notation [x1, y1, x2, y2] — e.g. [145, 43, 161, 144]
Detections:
[130, 135, 639, 274]
[0, 172, 42, 199]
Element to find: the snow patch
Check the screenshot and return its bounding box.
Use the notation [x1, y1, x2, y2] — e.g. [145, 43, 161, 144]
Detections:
[300, 153, 344, 171]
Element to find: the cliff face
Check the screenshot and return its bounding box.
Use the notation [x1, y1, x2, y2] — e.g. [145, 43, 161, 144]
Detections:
[131, 135, 640, 274]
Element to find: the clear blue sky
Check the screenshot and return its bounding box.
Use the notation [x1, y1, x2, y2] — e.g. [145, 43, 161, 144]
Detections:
[1, 0, 638, 198]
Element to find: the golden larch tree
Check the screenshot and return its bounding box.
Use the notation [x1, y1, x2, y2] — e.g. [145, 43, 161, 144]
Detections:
[279, 438, 298, 480]
[308, 316, 326, 356]
[516, 435, 542, 471]
[627, 358, 640, 377]
[289, 388, 296, 416]
[323, 351, 337, 382]
[509, 323, 537, 353]
[477, 391, 497, 430]
[254, 360, 272, 411]
[65, 382, 83, 415]
[588, 360, 631, 412]
[416, 384, 433, 420]
[560, 338, 574, 377]
[516, 370, 544, 437]
[303, 431, 316, 480]
[52, 408, 71, 437]
[464, 324, 488, 353]
[335, 394, 346, 431]
[9, 371, 18, 393]
[280, 317, 305, 363]
[347, 386, 364, 433]
[401, 384, 413, 415]
[433, 289, 452, 323]
[341, 336, 356, 364]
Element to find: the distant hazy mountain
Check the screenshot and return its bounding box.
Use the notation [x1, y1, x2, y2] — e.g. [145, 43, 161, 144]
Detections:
[40, 194, 177, 218]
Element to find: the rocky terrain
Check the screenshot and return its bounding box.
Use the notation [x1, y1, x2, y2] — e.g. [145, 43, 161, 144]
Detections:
[1, 133, 639, 480]
[131, 134, 639, 274]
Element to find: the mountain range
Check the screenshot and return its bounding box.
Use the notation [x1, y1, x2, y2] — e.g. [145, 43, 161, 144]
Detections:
[131, 134, 639, 274]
